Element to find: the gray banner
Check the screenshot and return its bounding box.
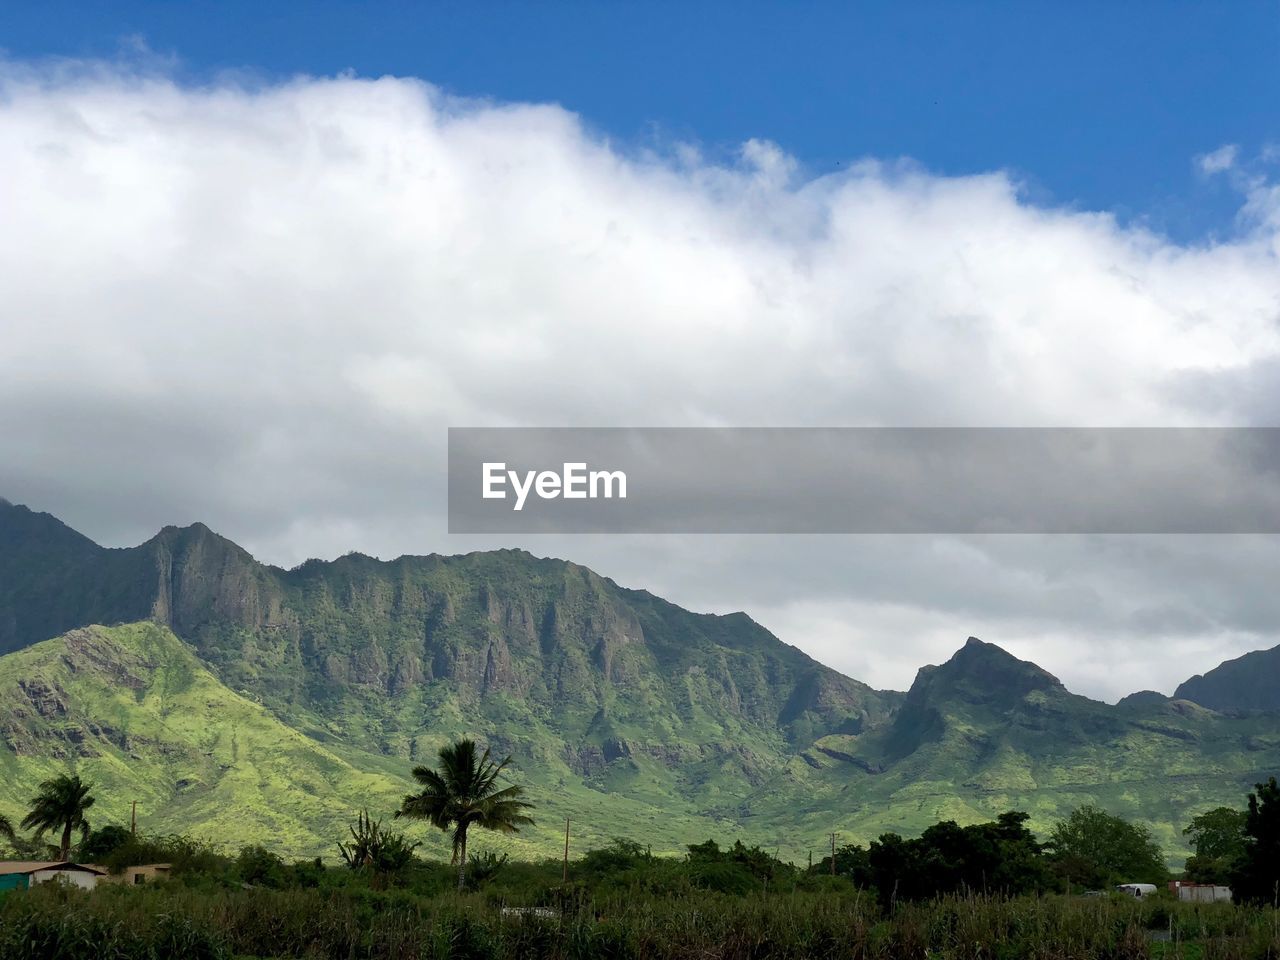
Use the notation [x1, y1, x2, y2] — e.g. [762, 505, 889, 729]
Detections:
[447, 427, 1280, 534]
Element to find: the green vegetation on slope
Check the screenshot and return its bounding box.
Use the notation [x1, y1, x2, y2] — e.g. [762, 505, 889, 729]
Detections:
[0, 623, 797, 858]
[2, 501, 1280, 861]
[0, 623, 409, 855]
[762, 640, 1280, 861]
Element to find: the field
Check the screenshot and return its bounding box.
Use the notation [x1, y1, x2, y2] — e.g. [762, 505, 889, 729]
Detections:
[3, 882, 1279, 960]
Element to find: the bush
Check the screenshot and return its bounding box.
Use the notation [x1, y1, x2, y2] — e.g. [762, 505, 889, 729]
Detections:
[4, 883, 1279, 960]
[236, 845, 287, 888]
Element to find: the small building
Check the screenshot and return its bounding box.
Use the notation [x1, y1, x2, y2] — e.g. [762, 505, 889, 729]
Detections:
[110, 863, 173, 886]
[1169, 881, 1232, 902]
[1116, 883, 1159, 899]
[0, 861, 107, 892]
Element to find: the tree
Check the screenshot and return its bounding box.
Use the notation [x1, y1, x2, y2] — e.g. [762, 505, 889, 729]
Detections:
[395, 738, 534, 891]
[337, 810, 419, 881]
[1047, 805, 1166, 889]
[1183, 806, 1246, 883]
[1231, 776, 1280, 905]
[236, 845, 287, 888]
[21, 774, 95, 861]
[0, 814, 13, 843]
[864, 811, 1049, 904]
[814, 842, 872, 886]
[78, 824, 134, 863]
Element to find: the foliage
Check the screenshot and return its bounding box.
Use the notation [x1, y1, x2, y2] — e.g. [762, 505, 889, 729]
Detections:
[1183, 806, 1247, 883]
[1047, 804, 1169, 889]
[235, 845, 287, 888]
[0, 610, 1276, 865]
[684, 838, 792, 894]
[1231, 776, 1280, 906]
[20, 774, 94, 861]
[337, 810, 419, 877]
[815, 841, 872, 881]
[849, 810, 1050, 904]
[396, 739, 535, 890]
[465, 850, 509, 888]
[4, 879, 1280, 960]
[4, 799, 1279, 960]
[77, 824, 134, 863]
[100, 833, 228, 876]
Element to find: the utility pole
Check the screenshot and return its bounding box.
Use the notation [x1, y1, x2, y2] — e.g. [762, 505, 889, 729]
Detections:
[562, 817, 570, 884]
[131, 801, 137, 836]
[830, 833, 838, 877]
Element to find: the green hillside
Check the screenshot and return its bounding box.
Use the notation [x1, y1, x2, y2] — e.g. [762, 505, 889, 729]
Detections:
[0, 622, 818, 859]
[775, 639, 1280, 856]
[0, 622, 407, 855]
[1, 500, 1279, 863]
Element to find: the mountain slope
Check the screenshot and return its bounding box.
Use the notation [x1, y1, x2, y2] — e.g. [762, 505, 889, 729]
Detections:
[0, 622, 798, 859]
[778, 639, 1280, 856]
[0, 500, 895, 786]
[1175, 644, 1280, 714]
[0, 500, 904, 856]
[0, 622, 409, 853]
[3, 500, 1280, 863]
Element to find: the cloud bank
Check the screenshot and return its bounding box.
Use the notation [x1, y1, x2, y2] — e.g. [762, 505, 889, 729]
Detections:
[2, 60, 1279, 699]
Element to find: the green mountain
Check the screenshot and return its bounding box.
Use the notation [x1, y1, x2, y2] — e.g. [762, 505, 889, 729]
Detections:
[0, 622, 407, 853]
[1174, 644, 1280, 714]
[782, 638, 1280, 855]
[0, 500, 896, 857]
[1, 499, 1279, 862]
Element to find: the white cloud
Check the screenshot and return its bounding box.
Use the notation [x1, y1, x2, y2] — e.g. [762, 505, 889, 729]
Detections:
[1197, 143, 1239, 175]
[2, 60, 1280, 698]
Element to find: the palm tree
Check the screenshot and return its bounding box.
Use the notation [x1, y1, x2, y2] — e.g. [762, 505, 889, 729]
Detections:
[22, 774, 95, 861]
[0, 814, 13, 843]
[395, 738, 534, 891]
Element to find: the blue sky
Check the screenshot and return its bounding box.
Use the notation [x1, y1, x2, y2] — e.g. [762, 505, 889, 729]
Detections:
[3, 1, 1276, 241]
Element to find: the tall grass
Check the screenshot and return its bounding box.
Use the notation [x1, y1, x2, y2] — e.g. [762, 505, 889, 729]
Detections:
[3, 883, 1280, 960]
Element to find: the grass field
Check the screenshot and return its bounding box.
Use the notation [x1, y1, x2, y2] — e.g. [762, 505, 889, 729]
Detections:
[3, 881, 1279, 960]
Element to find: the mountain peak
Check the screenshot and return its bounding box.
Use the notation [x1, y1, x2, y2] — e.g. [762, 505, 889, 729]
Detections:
[909, 636, 1063, 706]
[0, 498, 103, 554]
[1174, 644, 1280, 714]
[146, 520, 251, 558]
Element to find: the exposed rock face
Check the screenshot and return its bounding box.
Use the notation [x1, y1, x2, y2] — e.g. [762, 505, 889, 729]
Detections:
[0, 501, 899, 779]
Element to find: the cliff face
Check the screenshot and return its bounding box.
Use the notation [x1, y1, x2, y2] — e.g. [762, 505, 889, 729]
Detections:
[0, 502, 896, 780]
[11, 500, 1280, 862]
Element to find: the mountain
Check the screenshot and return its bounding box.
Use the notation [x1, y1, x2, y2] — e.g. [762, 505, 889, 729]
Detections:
[1175, 645, 1280, 714]
[0, 500, 899, 856]
[0, 621, 788, 858]
[2, 499, 1280, 862]
[0, 622, 407, 853]
[778, 639, 1280, 855]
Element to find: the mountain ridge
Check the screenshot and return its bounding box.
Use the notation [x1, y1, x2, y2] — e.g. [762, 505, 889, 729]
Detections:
[2, 498, 1280, 861]
[1174, 644, 1280, 715]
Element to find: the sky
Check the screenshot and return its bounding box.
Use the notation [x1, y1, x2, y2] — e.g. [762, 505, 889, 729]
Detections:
[1, 3, 1279, 701]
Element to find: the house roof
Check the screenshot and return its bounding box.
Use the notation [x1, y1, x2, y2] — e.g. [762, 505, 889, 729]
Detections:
[0, 861, 107, 876]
